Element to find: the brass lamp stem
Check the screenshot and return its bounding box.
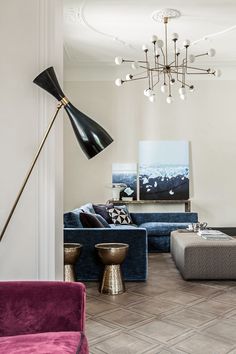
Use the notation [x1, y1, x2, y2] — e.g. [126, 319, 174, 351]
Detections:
[0, 100, 66, 242]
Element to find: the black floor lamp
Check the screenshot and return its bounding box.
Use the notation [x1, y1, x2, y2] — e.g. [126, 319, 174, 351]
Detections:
[0, 66, 113, 242]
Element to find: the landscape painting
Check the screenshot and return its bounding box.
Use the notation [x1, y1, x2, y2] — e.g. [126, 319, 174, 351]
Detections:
[139, 141, 189, 200]
[112, 163, 137, 200]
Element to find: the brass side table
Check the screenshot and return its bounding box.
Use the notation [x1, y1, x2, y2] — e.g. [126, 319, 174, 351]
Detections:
[95, 243, 129, 295]
[64, 243, 82, 282]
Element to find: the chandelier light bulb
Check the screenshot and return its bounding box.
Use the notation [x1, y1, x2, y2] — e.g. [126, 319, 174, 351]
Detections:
[151, 35, 158, 43]
[175, 47, 181, 55]
[179, 87, 186, 95]
[146, 89, 154, 97]
[161, 84, 167, 93]
[214, 69, 222, 77]
[208, 48, 216, 57]
[115, 56, 123, 65]
[142, 44, 148, 51]
[166, 95, 173, 104]
[183, 39, 190, 47]
[189, 85, 194, 92]
[157, 40, 164, 48]
[180, 94, 186, 100]
[131, 61, 140, 70]
[126, 74, 133, 80]
[149, 94, 156, 102]
[188, 54, 195, 63]
[170, 78, 175, 85]
[115, 78, 123, 87]
[144, 89, 153, 97]
[172, 33, 179, 40]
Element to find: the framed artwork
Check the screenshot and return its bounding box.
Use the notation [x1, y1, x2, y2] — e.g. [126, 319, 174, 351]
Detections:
[112, 163, 137, 200]
[139, 141, 189, 200]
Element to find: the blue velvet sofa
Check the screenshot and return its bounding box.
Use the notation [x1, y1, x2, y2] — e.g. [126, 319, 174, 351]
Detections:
[64, 203, 198, 282]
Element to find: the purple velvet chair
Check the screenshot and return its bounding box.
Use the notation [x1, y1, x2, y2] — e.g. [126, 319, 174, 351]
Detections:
[0, 281, 89, 353]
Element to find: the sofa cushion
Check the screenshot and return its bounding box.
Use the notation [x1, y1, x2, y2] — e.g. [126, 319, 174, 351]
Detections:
[80, 212, 104, 228]
[0, 331, 88, 354]
[109, 224, 137, 229]
[80, 203, 95, 214]
[93, 203, 113, 223]
[139, 222, 190, 236]
[64, 209, 83, 228]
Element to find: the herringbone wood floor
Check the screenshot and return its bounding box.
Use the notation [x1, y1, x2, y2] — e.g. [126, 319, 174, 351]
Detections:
[84, 254, 236, 354]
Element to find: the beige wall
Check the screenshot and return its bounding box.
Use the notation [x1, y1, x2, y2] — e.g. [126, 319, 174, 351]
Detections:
[0, 0, 63, 280]
[64, 78, 236, 226]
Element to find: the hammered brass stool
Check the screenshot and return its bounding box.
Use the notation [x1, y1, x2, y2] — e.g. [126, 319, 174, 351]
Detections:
[95, 243, 129, 295]
[64, 243, 82, 281]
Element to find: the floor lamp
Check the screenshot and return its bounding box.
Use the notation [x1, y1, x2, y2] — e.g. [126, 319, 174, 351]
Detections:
[0, 66, 113, 242]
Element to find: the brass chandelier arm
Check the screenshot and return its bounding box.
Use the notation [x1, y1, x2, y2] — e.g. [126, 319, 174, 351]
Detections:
[0, 100, 65, 242]
[123, 76, 148, 83]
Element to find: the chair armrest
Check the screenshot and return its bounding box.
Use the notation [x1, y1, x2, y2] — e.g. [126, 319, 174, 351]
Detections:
[0, 281, 86, 337]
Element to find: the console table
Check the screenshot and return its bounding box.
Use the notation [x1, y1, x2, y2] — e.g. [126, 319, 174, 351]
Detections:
[107, 200, 191, 212]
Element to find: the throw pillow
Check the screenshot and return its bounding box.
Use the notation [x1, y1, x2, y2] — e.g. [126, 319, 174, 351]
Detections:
[93, 203, 113, 223]
[64, 208, 83, 228]
[80, 212, 104, 228]
[95, 214, 111, 228]
[108, 207, 133, 225]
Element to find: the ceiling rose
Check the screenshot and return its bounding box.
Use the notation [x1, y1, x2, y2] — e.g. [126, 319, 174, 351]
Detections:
[151, 8, 181, 23]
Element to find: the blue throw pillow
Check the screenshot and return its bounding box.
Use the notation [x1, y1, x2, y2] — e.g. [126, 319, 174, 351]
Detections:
[64, 208, 83, 228]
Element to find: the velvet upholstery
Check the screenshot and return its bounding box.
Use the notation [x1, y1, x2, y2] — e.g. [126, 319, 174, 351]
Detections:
[0, 282, 88, 354]
[64, 228, 148, 281]
[131, 213, 198, 252]
[64, 209, 198, 280]
[130, 212, 198, 225]
[0, 332, 88, 354]
[139, 222, 190, 236]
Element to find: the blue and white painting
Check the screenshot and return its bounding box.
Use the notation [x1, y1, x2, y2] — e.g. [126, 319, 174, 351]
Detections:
[139, 141, 189, 200]
[112, 163, 137, 200]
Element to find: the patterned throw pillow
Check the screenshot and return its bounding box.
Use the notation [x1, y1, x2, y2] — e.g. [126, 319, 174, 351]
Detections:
[108, 207, 132, 225]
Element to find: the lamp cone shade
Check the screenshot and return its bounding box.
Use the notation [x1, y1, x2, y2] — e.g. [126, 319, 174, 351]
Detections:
[33, 67, 113, 159]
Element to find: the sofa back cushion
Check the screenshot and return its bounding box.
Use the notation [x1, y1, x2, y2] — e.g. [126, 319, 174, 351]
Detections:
[64, 208, 83, 228]
[131, 212, 198, 225]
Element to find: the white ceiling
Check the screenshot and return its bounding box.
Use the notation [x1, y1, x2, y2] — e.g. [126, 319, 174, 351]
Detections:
[63, 0, 236, 71]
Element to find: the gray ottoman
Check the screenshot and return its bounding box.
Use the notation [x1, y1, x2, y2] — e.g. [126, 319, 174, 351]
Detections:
[171, 230, 236, 280]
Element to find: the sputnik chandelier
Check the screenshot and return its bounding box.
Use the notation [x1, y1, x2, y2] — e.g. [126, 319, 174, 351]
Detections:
[114, 9, 221, 103]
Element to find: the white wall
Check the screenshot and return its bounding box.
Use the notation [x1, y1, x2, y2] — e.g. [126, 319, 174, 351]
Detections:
[64, 76, 236, 227]
[0, 0, 63, 280]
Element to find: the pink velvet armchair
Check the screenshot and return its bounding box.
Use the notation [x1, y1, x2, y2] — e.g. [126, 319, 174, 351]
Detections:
[0, 281, 89, 353]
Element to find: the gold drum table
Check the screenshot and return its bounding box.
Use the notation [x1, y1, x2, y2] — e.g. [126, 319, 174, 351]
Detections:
[95, 243, 129, 295]
[64, 243, 82, 282]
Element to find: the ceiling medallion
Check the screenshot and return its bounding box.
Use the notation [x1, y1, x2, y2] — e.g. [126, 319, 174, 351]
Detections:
[151, 8, 181, 23]
[114, 9, 221, 103]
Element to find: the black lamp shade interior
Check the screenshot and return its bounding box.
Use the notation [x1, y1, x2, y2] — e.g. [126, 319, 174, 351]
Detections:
[33, 67, 113, 158]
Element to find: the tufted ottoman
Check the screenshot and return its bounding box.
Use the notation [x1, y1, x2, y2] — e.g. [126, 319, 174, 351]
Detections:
[171, 230, 236, 280]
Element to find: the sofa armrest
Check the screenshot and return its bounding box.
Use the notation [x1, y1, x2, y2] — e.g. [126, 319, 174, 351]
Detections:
[0, 281, 86, 337]
[64, 228, 148, 281]
[130, 212, 198, 225]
